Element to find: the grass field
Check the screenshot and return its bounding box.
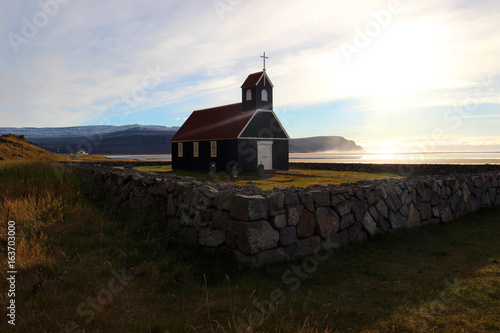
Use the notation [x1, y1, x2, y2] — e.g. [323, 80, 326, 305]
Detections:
[128, 165, 404, 190]
[1, 161, 499, 332]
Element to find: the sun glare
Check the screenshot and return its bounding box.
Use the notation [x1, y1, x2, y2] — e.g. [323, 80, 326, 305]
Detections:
[350, 22, 444, 98]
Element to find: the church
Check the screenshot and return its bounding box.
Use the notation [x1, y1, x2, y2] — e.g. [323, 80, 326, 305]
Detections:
[171, 54, 289, 173]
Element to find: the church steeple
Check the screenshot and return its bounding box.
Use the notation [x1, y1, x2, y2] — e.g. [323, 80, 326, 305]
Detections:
[241, 54, 274, 111]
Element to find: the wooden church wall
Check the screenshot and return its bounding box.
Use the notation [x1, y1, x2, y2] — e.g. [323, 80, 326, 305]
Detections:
[272, 140, 289, 170]
[172, 140, 240, 173]
[237, 139, 258, 172]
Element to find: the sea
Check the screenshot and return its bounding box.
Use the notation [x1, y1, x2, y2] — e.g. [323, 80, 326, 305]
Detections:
[106, 152, 500, 165]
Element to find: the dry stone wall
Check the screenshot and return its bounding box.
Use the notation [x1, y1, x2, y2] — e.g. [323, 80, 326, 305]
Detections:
[73, 164, 500, 266]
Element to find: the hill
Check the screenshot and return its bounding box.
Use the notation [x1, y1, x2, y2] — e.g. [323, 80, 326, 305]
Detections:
[290, 136, 364, 153]
[0, 134, 63, 161]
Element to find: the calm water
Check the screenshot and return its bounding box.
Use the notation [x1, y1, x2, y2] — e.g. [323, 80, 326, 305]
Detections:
[106, 152, 500, 164]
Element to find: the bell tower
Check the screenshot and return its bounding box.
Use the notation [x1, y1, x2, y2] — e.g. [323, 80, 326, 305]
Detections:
[241, 53, 274, 111]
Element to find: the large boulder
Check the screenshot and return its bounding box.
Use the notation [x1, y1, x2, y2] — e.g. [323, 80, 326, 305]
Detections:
[311, 191, 330, 207]
[268, 192, 285, 212]
[315, 207, 340, 238]
[389, 212, 406, 229]
[407, 204, 421, 228]
[297, 209, 316, 238]
[226, 220, 279, 255]
[362, 211, 377, 236]
[230, 195, 269, 221]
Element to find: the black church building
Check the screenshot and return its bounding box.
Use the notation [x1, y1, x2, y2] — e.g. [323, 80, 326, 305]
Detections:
[171, 69, 289, 173]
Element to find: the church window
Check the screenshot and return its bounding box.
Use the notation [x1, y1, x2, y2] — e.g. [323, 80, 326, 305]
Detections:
[193, 142, 199, 157]
[210, 141, 217, 157]
[262, 89, 268, 101]
[246, 89, 252, 101]
[178, 143, 183, 157]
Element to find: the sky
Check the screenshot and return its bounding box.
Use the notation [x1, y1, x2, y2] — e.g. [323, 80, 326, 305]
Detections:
[1, 0, 500, 153]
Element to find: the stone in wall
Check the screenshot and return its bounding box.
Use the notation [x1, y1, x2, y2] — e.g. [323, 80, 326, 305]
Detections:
[230, 194, 269, 221]
[340, 213, 354, 230]
[297, 209, 315, 238]
[361, 211, 378, 236]
[407, 204, 421, 228]
[199, 228, 226, 247]
[214, 191, 233, 211]
[280, 226, 298, 246]
[226, 220, 279, 255]
[299, 192, 315, 212]
[271, 214, 287, 229]
[268, 192, 285, 212]
[311, 190, 330, 207]
[336, 199, 351, 216]
[389, 212, 406, 229]
[351, 197, 368, 221]
[287, 205, 304, 226]
[210, 210, 230, 230]
[376, 200, 389, 219]
[315, 207, 340, 238]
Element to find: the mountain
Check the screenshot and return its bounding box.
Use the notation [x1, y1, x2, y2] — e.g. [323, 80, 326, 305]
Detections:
[1, 126, 364, 155]
[0, 124, 179, 139]
[289, 136, 364, 153]
[31, 127, 177, 155]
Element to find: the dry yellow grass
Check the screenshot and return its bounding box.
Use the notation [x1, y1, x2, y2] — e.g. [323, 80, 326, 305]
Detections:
[131, 165, 403, 190]
[0, 134, 63, 161]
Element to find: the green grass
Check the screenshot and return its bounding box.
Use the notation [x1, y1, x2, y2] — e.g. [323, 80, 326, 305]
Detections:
[129, 165, 403, 190]
[1, 161, 499, 332]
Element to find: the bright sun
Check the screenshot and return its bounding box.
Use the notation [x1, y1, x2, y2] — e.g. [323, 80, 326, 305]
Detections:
[344, 22, 445, 98]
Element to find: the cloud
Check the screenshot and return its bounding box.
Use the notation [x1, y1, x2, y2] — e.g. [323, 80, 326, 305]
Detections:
[0, 0, 499, 147]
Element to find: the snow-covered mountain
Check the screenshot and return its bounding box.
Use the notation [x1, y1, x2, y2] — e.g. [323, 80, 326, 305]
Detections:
[0, 125, 179, 139]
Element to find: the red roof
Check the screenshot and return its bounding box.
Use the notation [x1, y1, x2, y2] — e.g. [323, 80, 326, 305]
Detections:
[241, 71, 264, 88]
[171, 103, 255, 142]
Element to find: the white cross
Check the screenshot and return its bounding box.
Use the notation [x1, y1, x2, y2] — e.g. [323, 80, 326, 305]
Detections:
[260, 52, 269, 71]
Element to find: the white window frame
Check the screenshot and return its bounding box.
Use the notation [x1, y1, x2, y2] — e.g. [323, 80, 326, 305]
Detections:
[246, 89, 252, 101]
[261, 89, 268, 101]
[210, 141, 217, 157]
[178, 143, 183, 157]
[193, 142, 199, 157]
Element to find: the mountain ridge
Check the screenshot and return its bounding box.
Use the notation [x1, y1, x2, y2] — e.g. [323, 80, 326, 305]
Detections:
[0, 126, 364, 155]
[0, 124, 180, 139]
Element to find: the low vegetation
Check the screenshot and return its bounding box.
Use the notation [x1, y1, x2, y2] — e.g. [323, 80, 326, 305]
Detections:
[0, 161, 499, 332]
[0, 134, 112, 163]
[59, 154, 115, 162]
[129, 165, 403, 190]
[0, 134, 63, 161]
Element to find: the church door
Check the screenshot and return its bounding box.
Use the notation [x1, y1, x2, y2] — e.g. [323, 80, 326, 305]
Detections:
[257, 141, 273, 170]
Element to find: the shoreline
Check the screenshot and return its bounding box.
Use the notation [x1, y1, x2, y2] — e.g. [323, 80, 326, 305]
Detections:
[103, 151, 500, 164]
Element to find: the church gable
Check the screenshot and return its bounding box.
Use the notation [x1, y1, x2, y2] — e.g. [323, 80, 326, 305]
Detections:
[238, 111, 289, 139]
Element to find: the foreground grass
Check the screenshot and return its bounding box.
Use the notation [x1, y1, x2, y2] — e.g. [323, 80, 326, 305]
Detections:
[130, 165, 403, 190]
[0, 161, 498, 332]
